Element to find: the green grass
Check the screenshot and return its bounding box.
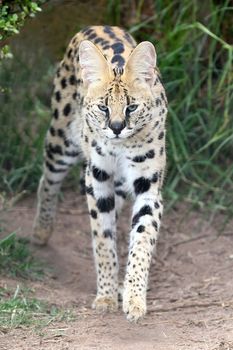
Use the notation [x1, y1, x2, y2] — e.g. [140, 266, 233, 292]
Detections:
[0, 232, 44, 280]
[0, 285, 74, 330]
[0, 0, 232, 215]
[125, 0, 233, 214]
[0, 223, 74, 332]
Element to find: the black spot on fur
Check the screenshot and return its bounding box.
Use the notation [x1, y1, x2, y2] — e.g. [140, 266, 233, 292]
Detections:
[132, 155, 146, 163]
[95, 145, 104, 156]
[152, 220, 158, 231]
[150, 238, 156, 245]
[134, 177, 151, 195]
[111, 55, 125, 67]
[55, 159, 69, 166]
[161, 92, 166, 104]
[158, 131, 164, 140]
[57, 128, 65, 139]
[63, 103, 71, 116]
[154, 201, 160, 209]
[153, 121, 159, 129]
[46, 148, 54, 160]
[82, 27, 93, 35]
[103, 229, 113, 239]
[115, 190, 127, 199]
[47, 143, 63, 155]
[123, 31, 135, 46]
[61, 78, 67, 89]
[111, 42, 124, 54]
[132, 205, 153, 227]
[137, 225, 145, 233]
[69, 75, 76, 85]
[91, 140, 97, 147]
[114, 181, 123, 187]
[146, 150, 155, 159]
[132, 149, 155, 163]
[50, 126, 56, 136]
[87, 33, 97, 40]
[90, 209, 97, 219]
[96, 196, 115, 213]
[53, 108, 59, 119]
[45, 161, 66, 173]
[55, 91, 61, 102]
[151, 172, 158, 183]
[86, 185, 94, 197]
[64, 139, 70, 147]
[65, 150, 79, 157]
[92, 166, 110, 182]
[67, 48, 72, 58]
[101, 39, 109, 47]
[104, 26, 116, 39]
[94, 37, 103, 45]
[47, 178, 61, 185]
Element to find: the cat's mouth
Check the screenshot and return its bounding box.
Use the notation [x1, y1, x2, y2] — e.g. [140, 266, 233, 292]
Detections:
[107, 134, 127, 142]
[103, 127, 134, 141]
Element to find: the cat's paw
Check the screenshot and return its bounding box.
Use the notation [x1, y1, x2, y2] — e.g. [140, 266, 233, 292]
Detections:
[92, 296, 118, 312]
[32, 225, 53, 246]
[123, 291, 146, 322]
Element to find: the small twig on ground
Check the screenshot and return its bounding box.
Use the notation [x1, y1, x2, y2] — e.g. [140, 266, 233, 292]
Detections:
[222, 231, 233, 236]
[172, 234, 210, 247]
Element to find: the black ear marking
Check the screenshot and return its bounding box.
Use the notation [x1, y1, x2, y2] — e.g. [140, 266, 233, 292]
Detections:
[113, 67, 124, 78]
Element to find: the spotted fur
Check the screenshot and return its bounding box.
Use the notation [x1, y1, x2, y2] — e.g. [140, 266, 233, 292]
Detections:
[33, 25, 167, 322]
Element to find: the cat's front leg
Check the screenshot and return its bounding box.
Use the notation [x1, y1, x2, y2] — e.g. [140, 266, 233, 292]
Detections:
[123, 177, 163, 322]
[85, 160, 118, 312]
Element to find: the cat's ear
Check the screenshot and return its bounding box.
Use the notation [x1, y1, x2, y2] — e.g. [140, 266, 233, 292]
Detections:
[125, 41, 157, 86]
[79, 40, 111, 87]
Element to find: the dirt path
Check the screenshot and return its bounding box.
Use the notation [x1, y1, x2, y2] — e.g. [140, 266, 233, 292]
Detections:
[1, 192, 233, 350]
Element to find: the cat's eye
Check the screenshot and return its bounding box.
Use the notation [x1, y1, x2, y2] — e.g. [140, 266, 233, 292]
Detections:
[125, 104, 138, 115]
[98, 104, 109, 112]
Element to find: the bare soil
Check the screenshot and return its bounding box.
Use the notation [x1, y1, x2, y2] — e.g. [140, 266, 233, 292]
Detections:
[1, 192, 233, 350]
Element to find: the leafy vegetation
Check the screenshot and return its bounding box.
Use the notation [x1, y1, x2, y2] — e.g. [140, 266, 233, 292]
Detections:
[0, 232, 44, 279]
[0, 49, 52, 193]
[0, 1, 50, 191]
[161, 2, 232, 214]
[0, 285, 74, 330]
[0, 0, 232, 216]
[0, 0, 45, 58]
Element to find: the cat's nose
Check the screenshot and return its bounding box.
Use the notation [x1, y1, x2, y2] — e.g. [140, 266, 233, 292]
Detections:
[109, 121, 126, 135]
